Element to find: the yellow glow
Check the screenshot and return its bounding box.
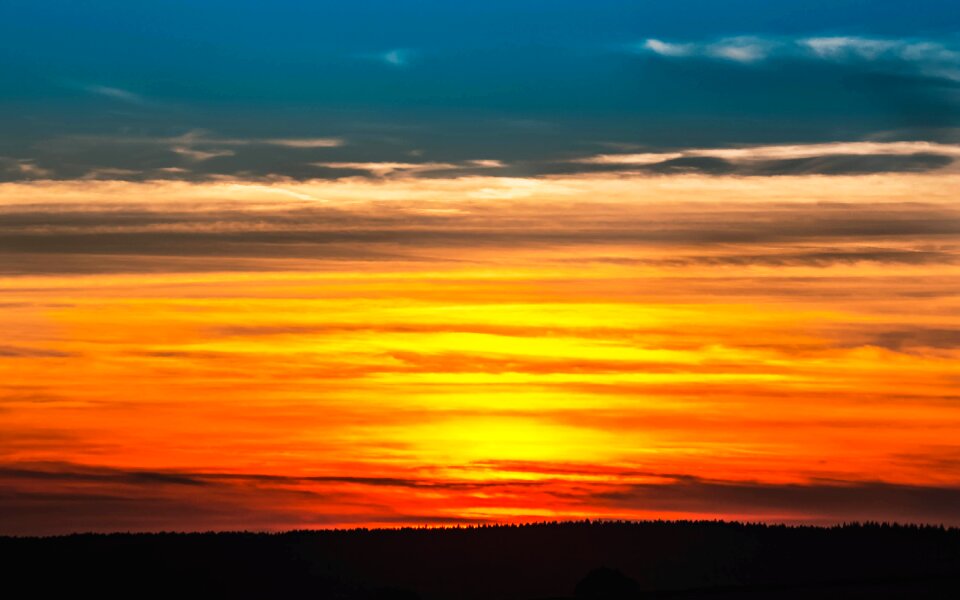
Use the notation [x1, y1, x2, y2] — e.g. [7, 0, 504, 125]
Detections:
[2, 172, 959, 531]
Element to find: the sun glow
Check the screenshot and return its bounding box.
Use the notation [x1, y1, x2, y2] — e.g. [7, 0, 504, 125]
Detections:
[2, 173, 959, 532]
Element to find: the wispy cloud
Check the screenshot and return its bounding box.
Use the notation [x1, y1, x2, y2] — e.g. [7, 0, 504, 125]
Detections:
[263, 138, 345, 148]
[642, 39, 693, 58]
[80, 84, 148, 105]
[313, 159, 503, 177]
[26, 131, 348, 174]
[5, 460, 960, 533]
[171, 146, 236, 162]
[637, 35, 960, 80]
[0, 158, 52, 179]
[800, 36, 960, 81]
[359, 48, 416, 67]
[800, 37, 899, 60]
[639, 36, 782, 63]
[61, 130, 346, 149]
[705, 36, 776, 63]
[159, 131, 346, 149]
[572, 140, 960, 170]
[383, 49, 410, 66]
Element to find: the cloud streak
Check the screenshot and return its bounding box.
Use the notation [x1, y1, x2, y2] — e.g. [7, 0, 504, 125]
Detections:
[638, 35, 960, 80]
[1, 174, 958, 275]
[80, 84, 148, 104]
[4, 462, 960, 534]
[3, 138, 957, 183]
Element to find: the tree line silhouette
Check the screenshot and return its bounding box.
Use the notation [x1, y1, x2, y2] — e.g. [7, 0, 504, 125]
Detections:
[2, 520, 959, 598]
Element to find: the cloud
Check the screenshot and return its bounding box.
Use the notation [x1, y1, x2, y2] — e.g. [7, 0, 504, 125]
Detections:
[0, 158, 52, 179]
[801, 37, 899, 60]
[5, 462, 960, 534]
[383, 49, 409, 66]
[642, 39, 693, 58]
[167, 131, 347, 150]
[591, 476, 960, 524]
[636, 35, 960, 80]
[171, 146, 236, 162]
[313, 161, 460, 176]
[1, 173, 957, 533]
[312, 159, 502, 177]
[0, 173, 958, 276]
[857, 327, 960, 352]
[609, 248, 960, 269]
[263, 138, 344, 148]
[706, 37, 775, 63]
[587, 141, 960, 159]
[80, 84, 148, 105]
[7, 135, 956, 183]
[0, 461, 536, 533]
[0, 346, 72, 358]
[0, 463, 427, 489]
[59, 131, 347, 150]
[637, 36, 779, 63]
[359, 49, 415, 67]
[2, 202, 957, 261]
[0, 131, 349, 181]
[569, 141, 960, 176]
[800, 37, 960, 81]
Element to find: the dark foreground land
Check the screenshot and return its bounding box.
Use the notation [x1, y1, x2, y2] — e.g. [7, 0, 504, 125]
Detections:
[2, 521, 960, 599]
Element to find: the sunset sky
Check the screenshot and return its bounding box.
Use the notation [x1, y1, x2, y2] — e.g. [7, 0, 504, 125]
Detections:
[2, 1, 960, 535]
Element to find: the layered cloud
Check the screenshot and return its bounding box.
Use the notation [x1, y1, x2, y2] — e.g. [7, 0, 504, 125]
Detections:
[2, 138, 958, 182]
[568, 141, 960, 176]
[1, 171, 959, 533]
[1, 173, 958, 275]
[4, 462, 960, 534]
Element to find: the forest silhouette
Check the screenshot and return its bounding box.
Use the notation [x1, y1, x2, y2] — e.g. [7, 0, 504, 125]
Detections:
[3, 521, 959, 599]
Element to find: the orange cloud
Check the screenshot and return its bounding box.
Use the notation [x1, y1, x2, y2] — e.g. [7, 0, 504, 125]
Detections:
[1, 172, 959, 533]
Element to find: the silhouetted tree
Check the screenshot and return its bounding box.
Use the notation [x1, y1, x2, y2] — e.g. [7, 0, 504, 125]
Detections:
[3, 522, 960, 599]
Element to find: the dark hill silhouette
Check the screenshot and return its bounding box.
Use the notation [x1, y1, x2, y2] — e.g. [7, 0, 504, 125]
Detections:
[576, 566, 643, 599]
[2, 521, 959, 599]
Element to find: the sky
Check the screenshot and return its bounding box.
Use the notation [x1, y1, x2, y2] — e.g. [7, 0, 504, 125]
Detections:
[1, 1, 960, 535]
